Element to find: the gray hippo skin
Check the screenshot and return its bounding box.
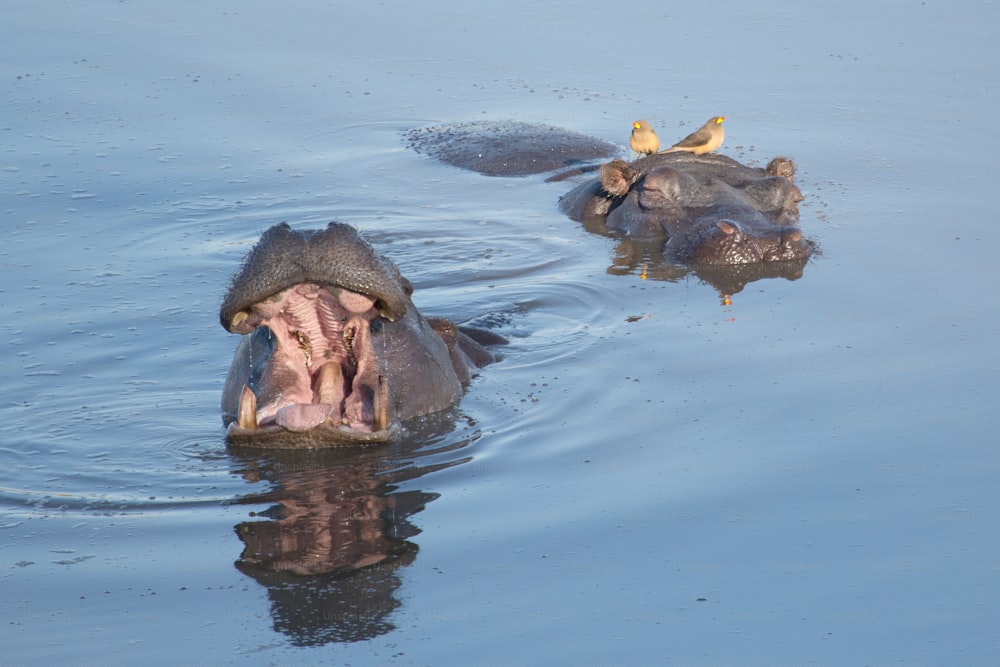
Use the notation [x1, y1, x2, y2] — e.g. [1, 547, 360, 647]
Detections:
[220, 222, 503, 448]
[559, 152, 814, 265]
[405, 121, 618, 176]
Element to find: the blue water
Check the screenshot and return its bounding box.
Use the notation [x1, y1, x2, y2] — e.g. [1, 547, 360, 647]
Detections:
[3, 1, 998, 664]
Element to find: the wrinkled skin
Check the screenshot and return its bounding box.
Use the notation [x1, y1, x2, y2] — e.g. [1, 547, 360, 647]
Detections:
[559, 152, 815, 265]
[405, 121, 618, 177]
[666, 217, 808, 265]
[220, 222, 503, 448]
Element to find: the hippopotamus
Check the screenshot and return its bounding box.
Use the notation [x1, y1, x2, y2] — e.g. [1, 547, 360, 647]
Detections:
[559, 152, 815, 265]
[405, 120, 618, 177]
[219, 222, 504, 448]
[405, 121, 816, 270]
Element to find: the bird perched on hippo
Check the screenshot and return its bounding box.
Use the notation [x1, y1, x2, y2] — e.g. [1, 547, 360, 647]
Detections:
[661, 116, 726, 155]
[630, 119, 660, 157]
[405, 119, 817, 268]
[629, 116, 726, 157]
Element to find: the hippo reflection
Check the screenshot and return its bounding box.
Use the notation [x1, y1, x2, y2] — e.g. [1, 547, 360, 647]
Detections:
[560, 152, 815, 266]
[220, 222, 504, 448]
[602, 234, 810, 296]
[226, 419, 470, 645]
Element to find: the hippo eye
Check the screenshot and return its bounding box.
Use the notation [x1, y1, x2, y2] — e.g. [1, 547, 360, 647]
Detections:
[717, 220, 740, 236]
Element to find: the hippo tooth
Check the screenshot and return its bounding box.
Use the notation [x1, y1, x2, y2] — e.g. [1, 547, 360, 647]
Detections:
[231, 310, 249, 329]
[373, 375, 390, 431]
[315, 361, 345, 406]
[237, 385, 258, 430]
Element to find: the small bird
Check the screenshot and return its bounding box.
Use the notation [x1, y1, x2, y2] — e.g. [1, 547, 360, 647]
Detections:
[629, 119, 660, 157]
[661, 116, 726, 155]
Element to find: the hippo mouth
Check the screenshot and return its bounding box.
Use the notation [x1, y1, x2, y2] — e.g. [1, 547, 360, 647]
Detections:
[224, 282, 399, 447]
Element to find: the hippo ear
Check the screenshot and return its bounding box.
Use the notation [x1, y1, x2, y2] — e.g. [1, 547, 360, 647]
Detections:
[599, 159, 638, 197]
[400, 275, 414, 296]
[766, 156, 796, 181]
[717, 220, 739, 235]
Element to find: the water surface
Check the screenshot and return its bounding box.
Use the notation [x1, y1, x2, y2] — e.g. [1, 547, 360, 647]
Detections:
[2, 1, 998, 664]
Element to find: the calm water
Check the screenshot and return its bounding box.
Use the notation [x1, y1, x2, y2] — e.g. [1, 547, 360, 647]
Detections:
[3, 1, 998, 664]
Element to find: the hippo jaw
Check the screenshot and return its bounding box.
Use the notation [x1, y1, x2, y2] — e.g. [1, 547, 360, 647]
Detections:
[223, 282, 401, 447]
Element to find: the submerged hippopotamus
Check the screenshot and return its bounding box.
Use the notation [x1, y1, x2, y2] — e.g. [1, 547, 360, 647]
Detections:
[559, 152, 815, 265]
[406, 121, 816, 270]
[405, 120, 618, 177]
[220, 222, 504, 448]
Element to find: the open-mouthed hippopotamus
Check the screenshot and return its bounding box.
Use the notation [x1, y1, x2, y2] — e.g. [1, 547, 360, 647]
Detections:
[559, 152, 815, 265]
[220, 222, 504, 448]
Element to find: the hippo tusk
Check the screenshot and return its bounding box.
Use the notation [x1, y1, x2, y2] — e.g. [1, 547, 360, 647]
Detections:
[230, 310, 250, 332]
[237, 385, 258, 430]
[373, 375, 390, 431]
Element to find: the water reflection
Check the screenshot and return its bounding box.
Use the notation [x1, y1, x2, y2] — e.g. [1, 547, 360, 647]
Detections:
[582, 217, 812, 295]
[226, 410, 475, 645]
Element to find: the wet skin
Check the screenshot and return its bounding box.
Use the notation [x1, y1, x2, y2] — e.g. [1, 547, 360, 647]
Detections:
[401, 121, 816, 293]
[220, 222, 503, 448]
[405, 121, 618, 177]
[559, 152, 814, 265]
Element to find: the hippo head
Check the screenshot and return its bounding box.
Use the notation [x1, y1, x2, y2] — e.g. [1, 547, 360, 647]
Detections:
[635, 166, 702, 209]
[219, 222, 498, 448]
[604, 166, 702, 237]
[670, 218, 814, 265]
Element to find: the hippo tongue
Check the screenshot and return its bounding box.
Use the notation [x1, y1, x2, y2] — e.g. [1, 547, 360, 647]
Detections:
[237, 375, 390, 434]
[275, 403, 336, 432]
